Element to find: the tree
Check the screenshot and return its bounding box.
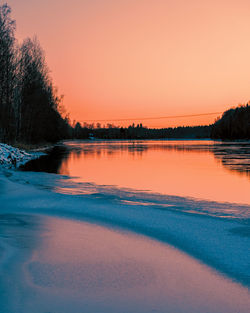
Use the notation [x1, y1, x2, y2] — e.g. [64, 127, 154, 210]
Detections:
[18, 37, 70, 143]
[0, 3, 16, 142]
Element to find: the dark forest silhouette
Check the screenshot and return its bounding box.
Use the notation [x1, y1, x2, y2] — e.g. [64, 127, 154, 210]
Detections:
[211, 104, 250, 140]
[0, 4, 249, 144]
[0, 4, 71, 144]
[72, 123, 212, 140]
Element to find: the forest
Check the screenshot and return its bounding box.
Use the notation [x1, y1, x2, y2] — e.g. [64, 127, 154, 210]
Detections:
[211, 104, 250, 140]
[0, 4, 249, 144]
[0, 4, 71, 144]
[72, 122, 212, 140]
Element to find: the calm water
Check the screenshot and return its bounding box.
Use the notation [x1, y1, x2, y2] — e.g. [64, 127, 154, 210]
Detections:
[22, 140, 250, 205]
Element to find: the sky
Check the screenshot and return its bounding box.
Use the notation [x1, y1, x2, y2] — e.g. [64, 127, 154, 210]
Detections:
[6, 0, 250, 127]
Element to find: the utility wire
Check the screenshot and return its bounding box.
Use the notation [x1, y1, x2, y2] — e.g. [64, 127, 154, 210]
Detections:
[81, 112, 222, 123]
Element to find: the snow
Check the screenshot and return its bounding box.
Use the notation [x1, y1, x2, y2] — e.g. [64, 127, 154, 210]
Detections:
[0, 169, 249, 288]
[0, 143, 44, 169]
[1, 214, 249, 313]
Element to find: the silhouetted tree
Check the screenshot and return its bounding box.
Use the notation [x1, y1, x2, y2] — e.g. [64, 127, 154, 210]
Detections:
[17, 37, 71, 143]
[0, 4, 72, 144]
[0, 3, 16, 142]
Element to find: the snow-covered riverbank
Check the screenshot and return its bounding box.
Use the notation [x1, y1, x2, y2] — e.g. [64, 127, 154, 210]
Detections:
[0, 143, 45, 169]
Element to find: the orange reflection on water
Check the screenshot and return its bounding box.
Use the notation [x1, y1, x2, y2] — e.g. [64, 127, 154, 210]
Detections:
[59, 141, 250, 204]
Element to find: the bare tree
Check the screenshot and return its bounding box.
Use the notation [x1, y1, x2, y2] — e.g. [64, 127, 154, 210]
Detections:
[0, 3, 16, 142]
[18, 37, 71, 143]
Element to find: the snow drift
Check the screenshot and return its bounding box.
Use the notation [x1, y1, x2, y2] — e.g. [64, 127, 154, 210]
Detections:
[0, 143, 44, 169]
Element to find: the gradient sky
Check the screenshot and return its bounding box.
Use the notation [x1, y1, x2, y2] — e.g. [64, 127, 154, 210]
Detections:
[7, 0, 250, 127]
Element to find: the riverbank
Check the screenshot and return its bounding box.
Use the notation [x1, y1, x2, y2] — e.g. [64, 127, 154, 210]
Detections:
[12, 142, 53, 152]
[0, 143, 45, 169]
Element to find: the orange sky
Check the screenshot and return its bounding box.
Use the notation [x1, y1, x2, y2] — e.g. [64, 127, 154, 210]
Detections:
[8, 0, 250, 127]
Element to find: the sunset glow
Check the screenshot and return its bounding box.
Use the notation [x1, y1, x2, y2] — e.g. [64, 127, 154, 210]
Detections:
[8, 0, 250, 127]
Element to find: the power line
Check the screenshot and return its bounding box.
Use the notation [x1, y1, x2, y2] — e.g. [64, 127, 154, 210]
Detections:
[81, 111, 222, 123]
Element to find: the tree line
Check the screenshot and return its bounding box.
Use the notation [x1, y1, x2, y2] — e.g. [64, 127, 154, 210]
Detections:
[73, 104, 249, 140]
[72, 122, 212, 140]
[0, 3, 71, 144]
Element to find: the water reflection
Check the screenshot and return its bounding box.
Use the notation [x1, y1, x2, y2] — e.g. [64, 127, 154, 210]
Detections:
[22, 145, 70, 175]
[21, 140, 250, 204]
[213, 143, 250, 176]
[64, 140, 250, 176]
